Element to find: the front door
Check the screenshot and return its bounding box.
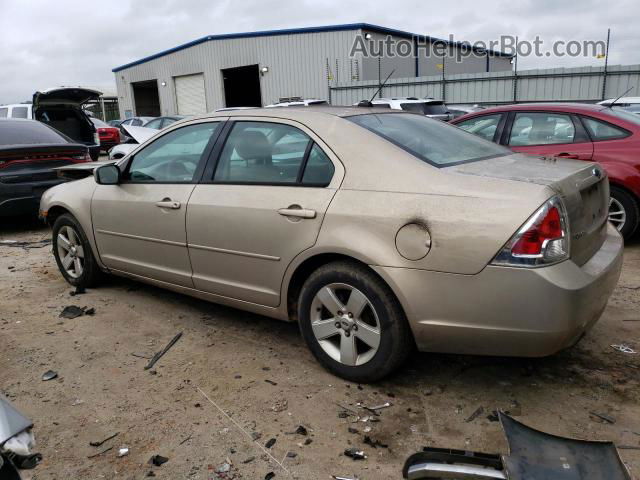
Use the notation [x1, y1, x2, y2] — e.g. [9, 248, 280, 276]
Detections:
[187, 119, 341, 306]
[92, 121, 223, 286]
[505, 111, 594, 160]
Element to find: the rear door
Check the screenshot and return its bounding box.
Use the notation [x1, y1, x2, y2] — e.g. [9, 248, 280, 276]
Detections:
[91, 120, 223, 286]
[186, 119, 343, 307]
[503, 111, 594, 160]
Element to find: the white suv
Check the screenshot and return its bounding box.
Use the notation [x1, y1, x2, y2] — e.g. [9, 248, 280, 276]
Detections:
[357, 97, 452, 121]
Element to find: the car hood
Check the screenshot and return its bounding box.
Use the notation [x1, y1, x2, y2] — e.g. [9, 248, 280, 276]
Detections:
[0, 395, 32, 445]
[122, 124, 157, 143]
[33, 87, 102, 107]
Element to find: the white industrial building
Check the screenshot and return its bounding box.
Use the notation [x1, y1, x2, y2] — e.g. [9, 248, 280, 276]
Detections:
[112, 23, 512, 117]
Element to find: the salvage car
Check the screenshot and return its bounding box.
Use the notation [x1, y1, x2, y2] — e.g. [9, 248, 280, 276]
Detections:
[90, 117, 120, 153]
[0, 119, 90, 216]
[40, 107, 622, 382]
[143, 116, 186, 130]
[356, 97, 452, 121]
[451, 103, 640, 238]
[108, 124, 157, 160]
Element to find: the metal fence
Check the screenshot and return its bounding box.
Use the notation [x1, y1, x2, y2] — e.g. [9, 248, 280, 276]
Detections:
[328, 64, 640, 106]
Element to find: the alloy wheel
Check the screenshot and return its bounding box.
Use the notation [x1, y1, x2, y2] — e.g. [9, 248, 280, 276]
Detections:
[310, 283, 381, 367]
[609, 196, 627, 232]
[57, 226, 85, 279]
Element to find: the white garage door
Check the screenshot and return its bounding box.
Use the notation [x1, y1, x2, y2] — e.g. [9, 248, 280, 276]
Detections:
[175, 73, 206, 115]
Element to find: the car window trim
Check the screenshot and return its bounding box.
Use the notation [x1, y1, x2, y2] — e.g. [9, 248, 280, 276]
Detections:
[120, 121, 224, 185]
[578, 114, 631, 142]
[504, 110, 588, 147]
[200, 119, 334, 188]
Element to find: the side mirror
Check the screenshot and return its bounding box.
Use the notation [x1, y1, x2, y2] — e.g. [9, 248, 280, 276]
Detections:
[94, 164, 121, 185]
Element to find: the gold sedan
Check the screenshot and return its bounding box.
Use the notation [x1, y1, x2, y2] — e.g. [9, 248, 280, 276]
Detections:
[40, 107, 623, 382]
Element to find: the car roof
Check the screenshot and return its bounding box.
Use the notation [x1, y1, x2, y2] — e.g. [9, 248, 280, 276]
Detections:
[199, 105, 400, 120]
[455, 102, 614, 117]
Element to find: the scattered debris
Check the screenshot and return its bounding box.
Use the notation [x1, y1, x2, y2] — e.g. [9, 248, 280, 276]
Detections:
[242, 456, 255, 464]
[87, 446, 113, 459]
[265, 379, 278, 386]
[348, 427, 359, 434]
[487, 411, 500, 422]
[42, 370, 58, 381]
[465, 406, 485, 422]
[290, 425, 308, 436]
[144, 332, 183, 370]
[363, 436, 388, 448]
[0, 239, 51, 249]
[618, 445, 640, 450]
[118, 447, 130, 457]
[149, 454, 169, 466]
[89, 432, 119, 447]
[84, 307, 95, 316]
[286, 451, 297, 458]
[146, 471, 156, 477]
[251, 432, 262, 441]
[265, 438, 276, 449]
[69, 286, 86, 296]
[344, 447, 367, 460]
[59, 305, 87, 319]
[611, 344, 636, 354]
[178, 435, 192, 445]
[131, 352, 152, 359]
[589, 411, 616, 424]
[215, 462, 231, 473]
[304, 438, 313, 446]
[272, 399, 288, 412]
[265, 472, 275, 480]
[332, 476, 359, 480]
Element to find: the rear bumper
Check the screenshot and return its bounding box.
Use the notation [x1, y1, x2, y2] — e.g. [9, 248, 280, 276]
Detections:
[373, 224, 623, 357]
[0, 179, 65, 216]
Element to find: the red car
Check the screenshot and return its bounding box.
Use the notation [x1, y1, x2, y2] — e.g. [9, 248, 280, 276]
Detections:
[90, 117, 120, 153]
[451, 103, 640, 238]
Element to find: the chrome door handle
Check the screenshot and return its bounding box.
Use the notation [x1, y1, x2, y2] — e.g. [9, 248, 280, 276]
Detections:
[277, 207, 317, 219]
[156, 200, 181, 209]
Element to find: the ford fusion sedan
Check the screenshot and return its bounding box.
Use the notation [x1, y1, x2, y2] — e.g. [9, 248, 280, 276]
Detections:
[40, 108, 622, 382]
[451, 103, 640, 238]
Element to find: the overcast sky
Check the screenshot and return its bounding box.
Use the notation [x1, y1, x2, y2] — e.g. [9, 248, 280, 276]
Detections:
[1, 0, 638, 104]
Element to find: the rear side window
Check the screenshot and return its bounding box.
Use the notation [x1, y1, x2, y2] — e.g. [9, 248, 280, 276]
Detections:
[509, 112, 575, 146]
[11, 106, 29, 119]
[456, 114, 503, 142]
[0, 108, 7, 118]
[0, 120, 68, 145]
[302, 144, 334, 185]
[215, 122, 310, 184]
[348, 113, 508, 167]
[581, 116, 630, 141]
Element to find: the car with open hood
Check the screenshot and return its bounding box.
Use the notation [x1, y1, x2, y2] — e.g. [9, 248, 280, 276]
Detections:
[40, 107, 622, 382]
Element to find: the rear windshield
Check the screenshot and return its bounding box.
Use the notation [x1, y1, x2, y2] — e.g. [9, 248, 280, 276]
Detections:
[348, 113, 509, 167]
[400, 102, 448, 115]
[0, 120, 69, 146]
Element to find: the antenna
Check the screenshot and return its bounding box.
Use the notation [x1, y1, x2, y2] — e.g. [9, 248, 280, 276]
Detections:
[606, 86, 634, 108]
[357, 69, 396, 107]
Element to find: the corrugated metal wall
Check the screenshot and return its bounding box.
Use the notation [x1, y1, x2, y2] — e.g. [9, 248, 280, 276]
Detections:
[114, 29, 514, 117]
[115, 29, 360, 116]
[329, 64, 640, 106]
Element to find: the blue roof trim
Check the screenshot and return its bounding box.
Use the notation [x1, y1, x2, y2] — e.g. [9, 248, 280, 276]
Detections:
[112, 22, 511, 73]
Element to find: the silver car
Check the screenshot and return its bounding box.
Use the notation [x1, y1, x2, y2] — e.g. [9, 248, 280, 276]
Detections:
[40, 107, 623, 382]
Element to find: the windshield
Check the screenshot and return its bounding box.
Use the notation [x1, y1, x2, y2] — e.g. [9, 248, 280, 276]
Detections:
[348, 113, 509, 167]
[400, 102, 448, 115]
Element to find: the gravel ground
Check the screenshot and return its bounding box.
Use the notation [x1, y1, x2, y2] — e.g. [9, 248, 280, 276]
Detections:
[1, 216, 639, 480]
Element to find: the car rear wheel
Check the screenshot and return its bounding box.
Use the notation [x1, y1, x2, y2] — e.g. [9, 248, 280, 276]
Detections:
[52, 214, 102, 288]
[298, 261, 412, 382]
[609, 186, 639, 239]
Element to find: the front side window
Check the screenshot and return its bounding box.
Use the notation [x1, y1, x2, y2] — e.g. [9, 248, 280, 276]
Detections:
[11, 106, 28, 119]
[457, 114, 503, 142]
[348, 113, 509, 167]
[127, 122, 220, 183]
[581, 116, 630, 141]
[214, 122, 311, 184]
[509, 112, 575, 146]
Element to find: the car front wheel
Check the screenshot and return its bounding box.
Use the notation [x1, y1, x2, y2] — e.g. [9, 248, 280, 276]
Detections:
[609, 186, 639, 239]
[298, 261, 412, 383]
[52, 214, 102, 288]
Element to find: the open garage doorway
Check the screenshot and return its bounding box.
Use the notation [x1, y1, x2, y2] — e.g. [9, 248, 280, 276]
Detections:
[132, 80, 161, 116]
[222, 65, 262, 108]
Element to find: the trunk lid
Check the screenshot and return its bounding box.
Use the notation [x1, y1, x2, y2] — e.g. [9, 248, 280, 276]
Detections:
[32, 87, 102, 107]
[121, 124, 157, 144]
[447, 153, 610, 266]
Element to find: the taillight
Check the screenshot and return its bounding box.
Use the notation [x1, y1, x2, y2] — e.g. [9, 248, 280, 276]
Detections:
[94, 133, 101, 146]
[492, 197, 570, 267]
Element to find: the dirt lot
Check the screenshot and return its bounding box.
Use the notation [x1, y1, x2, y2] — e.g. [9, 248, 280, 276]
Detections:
[1, 216, 639, 480]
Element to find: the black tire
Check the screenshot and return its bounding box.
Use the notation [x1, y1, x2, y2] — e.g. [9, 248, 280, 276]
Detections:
[610, 186, 639, 240]
[298, 261, 413, 383]
[52, 214, 102, 288]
